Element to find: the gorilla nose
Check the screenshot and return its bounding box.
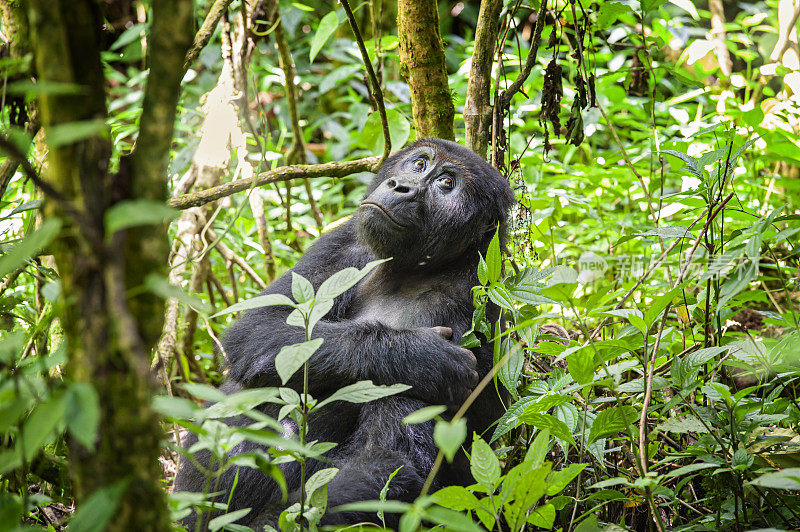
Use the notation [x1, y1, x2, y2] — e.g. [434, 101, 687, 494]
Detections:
[385, 179, 418, 197]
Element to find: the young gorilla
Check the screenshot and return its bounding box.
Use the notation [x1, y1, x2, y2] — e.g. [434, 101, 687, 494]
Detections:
[175, 138, 515, 528]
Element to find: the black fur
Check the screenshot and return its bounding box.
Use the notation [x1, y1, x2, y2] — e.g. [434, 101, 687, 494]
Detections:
[174, 139, 515, 528]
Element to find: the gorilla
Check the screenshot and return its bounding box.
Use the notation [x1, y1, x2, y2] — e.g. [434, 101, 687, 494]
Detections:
[174, 138, 515, 528]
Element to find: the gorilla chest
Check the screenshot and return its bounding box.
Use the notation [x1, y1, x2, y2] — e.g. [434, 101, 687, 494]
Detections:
[349, 281, 450, 330]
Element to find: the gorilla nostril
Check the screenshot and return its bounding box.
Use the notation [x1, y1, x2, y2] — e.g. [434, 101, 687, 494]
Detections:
[386, 179, 397, 188]
[395, 185, 411, 194]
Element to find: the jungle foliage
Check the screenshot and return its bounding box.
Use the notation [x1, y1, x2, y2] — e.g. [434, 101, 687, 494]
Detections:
[0, 0, 799, 531]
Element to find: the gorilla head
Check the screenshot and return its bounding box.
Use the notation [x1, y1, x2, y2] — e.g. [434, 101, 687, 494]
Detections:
[357, 138, 515, 270]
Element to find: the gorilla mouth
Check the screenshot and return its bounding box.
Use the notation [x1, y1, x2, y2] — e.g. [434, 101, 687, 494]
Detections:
[360, 200, 406, 228]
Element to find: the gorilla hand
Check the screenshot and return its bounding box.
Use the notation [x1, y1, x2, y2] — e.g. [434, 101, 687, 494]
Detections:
[403, 327, 478, 409]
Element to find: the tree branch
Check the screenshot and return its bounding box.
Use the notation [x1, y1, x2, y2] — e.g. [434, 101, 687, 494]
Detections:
[341, 0, 391, 163]
[184, 0, 235, 71]
[168, 156, 380, 209]
[498, 0, 547, 108]
[207, 228, 267, 289]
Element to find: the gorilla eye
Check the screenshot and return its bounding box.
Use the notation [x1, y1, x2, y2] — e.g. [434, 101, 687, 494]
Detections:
[413, 158, 426, 171]
[437, 176, 454, 190]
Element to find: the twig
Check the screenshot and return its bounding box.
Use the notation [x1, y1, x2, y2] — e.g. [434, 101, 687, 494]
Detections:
[168, 156, 380, 209]
[206, 227, 267, 289]
[340, 0, 391, 164]
[0, 133, 103, 248]
[184, 0, 235, 71]
[419, 344, 518, 496]
[639, 310, 670, 532]
[498, 0, 547, 109]
[267, 3, 324, 230]
[751, 0, 800, 103]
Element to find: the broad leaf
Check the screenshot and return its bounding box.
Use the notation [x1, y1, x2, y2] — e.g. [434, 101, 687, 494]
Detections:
[105, 199, 177, 236]
[211, 293, 295, 318]
[470, 435, 500, 488]
[316, 380, 410, 409]
[402, 405, 447, 425]
[65, 383, 100, 450]
[316, 259, 387, 301]
[0, 218, 62, 278]
[434, 418, 467, 463]
[275, 338, 324, 385]
[309, 11, 339, 62]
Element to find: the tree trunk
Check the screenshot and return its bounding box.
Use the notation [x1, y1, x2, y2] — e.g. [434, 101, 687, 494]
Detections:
[25, 0, 192, 529]
[397, 0, 454, 140]
[464, 0, 502, 158]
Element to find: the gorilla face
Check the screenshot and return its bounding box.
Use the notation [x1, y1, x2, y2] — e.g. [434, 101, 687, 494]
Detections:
[356, 138, 515, 270]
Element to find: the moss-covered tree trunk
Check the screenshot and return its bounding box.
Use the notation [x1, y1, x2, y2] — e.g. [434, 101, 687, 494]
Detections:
[25, 0, 192, 529]
[397, 0, 454, 140]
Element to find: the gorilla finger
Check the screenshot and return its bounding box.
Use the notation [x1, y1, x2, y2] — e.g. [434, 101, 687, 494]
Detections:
[460, 348, 477, 368]
[430, 326, 453, 339]
[470, 371, 479, 386]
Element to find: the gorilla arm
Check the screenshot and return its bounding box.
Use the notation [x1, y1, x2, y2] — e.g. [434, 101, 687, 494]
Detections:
[223, 221, 479, 407]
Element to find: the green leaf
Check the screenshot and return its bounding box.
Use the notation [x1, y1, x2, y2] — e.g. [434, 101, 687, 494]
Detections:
[0, 218, 62, 278]
[403, 405, 447, 425]
[46, 119, 108, 147]
[588, 406, 638, 444]
[20, 392, 67, 463]
[496, 337, 523, 395]
[378, 466, 404, 527]
[105, 199, 178, 237]
[655, 415, 709, 434]
[636, 226, 694, 240]
[524, 429, 551, 468]
[152, 395, 200, 420]
[732, 448, 753, 470]
[596, 2, 633, 29]
[8, 199, 42, 216]
[487, 284, 515, 310]
[319, 64, 361, 94]
[65, 383, 100, 451]
[286, 297, 334, 334]
[519, 412, 575, 446]
[422, 505, 484, 532]
[275, 338, 324, 385]
[660, 150, 702, 178]
[309, 11, 340, 62]
[316, 380, 411, 409]
[211, 293, 295, 318]
[181, 383, 227, 403]
[748, 468, 800, 490]
[68, 480, 129, 532]
[208, 509, 252, 531]
[567, 348, 595, 385]
[527, 503, 556, 528]
[541, 266, 577, 301]
[504, 462, 550, 527]
[305, 467, 339, 498]
[109, 23, 146, 51]
[291, 272, 315, 303]
[431, 485, 479, 511]
[360, 109, 411, 155]
[477, 254, 488, 286]
[546, 463, 587, 495]
[490, 395, 540, 442]
[144, 274, 212, 314]
[433, 418, 467, 463]
[470, 435, 500, 488]
[317, 259, 387, 301]
[486, 228, 501, 283]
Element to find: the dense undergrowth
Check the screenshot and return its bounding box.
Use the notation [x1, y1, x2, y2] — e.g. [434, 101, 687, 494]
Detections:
[1, 0, 799, 530]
